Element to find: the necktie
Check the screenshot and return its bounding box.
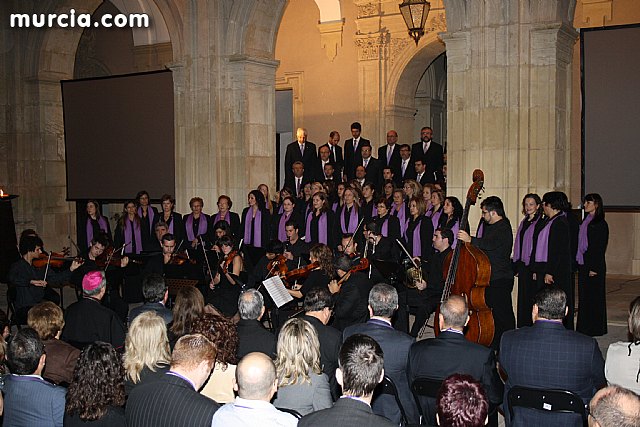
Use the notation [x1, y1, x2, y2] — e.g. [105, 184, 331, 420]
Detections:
[300, 144, 304, 156]
[387, 146, 392, 163]
[354, 139, 358, 153]
[364, 158, 369, 168]
[417, 173, 422, 182]
[331, 146, 335, 160]
[402, 160, 406, 175]
[296, 178, 301, 196]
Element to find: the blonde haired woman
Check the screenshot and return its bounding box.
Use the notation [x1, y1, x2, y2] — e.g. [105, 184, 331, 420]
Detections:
[273, 318, 332, 415]
[123, 311, 171, 395]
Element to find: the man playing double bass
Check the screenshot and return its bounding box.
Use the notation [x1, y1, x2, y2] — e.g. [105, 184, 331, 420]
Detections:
[458, 196, 514, 350]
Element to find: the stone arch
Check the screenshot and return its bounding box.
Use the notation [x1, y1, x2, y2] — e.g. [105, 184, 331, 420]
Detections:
[384, 33, 446, 142]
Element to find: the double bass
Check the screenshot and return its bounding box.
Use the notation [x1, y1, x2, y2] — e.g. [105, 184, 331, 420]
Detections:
[436, 169, 494, 347]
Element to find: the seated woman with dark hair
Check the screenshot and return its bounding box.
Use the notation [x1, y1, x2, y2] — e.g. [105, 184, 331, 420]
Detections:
[168, 286, 205, 349]
[27, 301, 80, 386]
[64, 342, 126, 426]
[193, 313, 239, 404]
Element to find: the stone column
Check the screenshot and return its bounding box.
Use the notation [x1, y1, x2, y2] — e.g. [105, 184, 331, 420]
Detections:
[442, 0, 578, 225]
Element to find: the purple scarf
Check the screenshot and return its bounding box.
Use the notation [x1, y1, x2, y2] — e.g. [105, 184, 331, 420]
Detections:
[86, 216, 108, 247]
[278, 212, 291, 242]
[185, 214, 208, 241]
[412, 219, 422, 257]
[332, 201, 339, 213]
[431, 208, 443, 231]
[137, 206, 155, 232]
[278, 204, 284, 214]
[124, 218, 142, 254]
[392, 202, 407, 237]
[165, 213, 174, 235]
[213, 211, 229, 226]
[476, 221, 484, 238]
[381, 217, 389, 237]
[340, 205, 359, 234]
[306, 211, 328, 244]
[534, 212, 566, 263]
[513, 216, 539, 265]
[244, 208, 263, 247]
[576, 214, 594, 265]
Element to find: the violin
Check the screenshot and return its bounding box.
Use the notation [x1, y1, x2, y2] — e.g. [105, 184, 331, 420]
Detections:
[266, 254, 289, 278]
[282, 261, 319, 288]
[94, 246, 141, 269]
[334, 257, 370, 289]
[167, 250, 196, 266]
[222, 250, 238, 274]
[32, 252, 79, 269]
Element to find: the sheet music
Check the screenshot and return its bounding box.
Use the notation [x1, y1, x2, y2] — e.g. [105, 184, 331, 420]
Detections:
[262, 275, 294, 308]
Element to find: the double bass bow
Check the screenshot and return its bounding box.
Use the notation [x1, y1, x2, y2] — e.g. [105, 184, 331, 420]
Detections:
[436, 169, 494, 347]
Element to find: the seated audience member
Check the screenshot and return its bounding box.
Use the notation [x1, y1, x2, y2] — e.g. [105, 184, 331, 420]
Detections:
[3, 328, 66, 426]
[605, 296, 640, 394]
[408, 295, 503, 426]
[193, 313, 240, 404]
[273, 318, 332, 415]
[124, 311, 171, 395]
[126, 334, 220, 427]
[302, 288, 342, 399]
[128, 273, 173, 325]
[27, 301, 80, 385]
[299, 334, 395, 427]
[61, 271, 126, 349]
[499, 286, 606, 426]
[64, 342, 126, 426]
[343, 283, 418, 424]
[212, 352, 298, 426]
[8, 234, 81, 324]
[168, 286, 205, 349]
[588, 385, 640, 427]
[436, 374, 489, 427]
[236, 289, 276, 359]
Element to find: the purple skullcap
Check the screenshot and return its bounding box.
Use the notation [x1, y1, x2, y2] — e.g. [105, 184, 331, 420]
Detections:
[82, 271, 104, 293]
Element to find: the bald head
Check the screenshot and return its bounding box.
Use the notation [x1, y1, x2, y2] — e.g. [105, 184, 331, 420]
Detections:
[589, 386, 640, 427]
[439, 295, 469, 330]
[235, 352, 277, 401]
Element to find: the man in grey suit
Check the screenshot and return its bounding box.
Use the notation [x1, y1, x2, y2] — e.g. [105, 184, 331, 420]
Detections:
[299, 334, 395, 427]
[343, 283, 418, 425]
[500, 287, 606, 426]
[3, 328, 66, 427]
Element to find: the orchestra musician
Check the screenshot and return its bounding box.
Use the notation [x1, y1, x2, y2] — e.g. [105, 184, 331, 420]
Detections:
[78, 200, 112, 250]
[152, 194, 185, 245]
[209, 235, 244, 318]
[328, 255, 370, 331]
[8, 234, 82, 325]
[288, 244, 334, 300]
[136, 190, 159, 251]
[212, 195, 241, 239]
[282, 220, 309, 267]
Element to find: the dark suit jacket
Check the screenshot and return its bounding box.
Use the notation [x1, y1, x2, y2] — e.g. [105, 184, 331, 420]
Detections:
[129, 301, 173, 325]
[411, 140, 444, 181]
[236, 318, 277, 359]
[3, 374, 66, 426]
[311, 159, 341, 183]
[499, 321, 606, 426]
[61, 297, 126, 349]
[284, 175, 312, 199]
[343, 318, 418, 424]
[408, 331, 503, 424]
[319, 143, 344, 176]
[361, 156, 382, 191]
[398, 157, 416, 184]
[302, 314, 342, 399]
[331, 272, 370, 331]
[284, 141, 317, 182]
[344, 137, 371, 180]
[126, 372, 219, 427]
[378, 144, 402, 179]
[299, 396, 395, 427]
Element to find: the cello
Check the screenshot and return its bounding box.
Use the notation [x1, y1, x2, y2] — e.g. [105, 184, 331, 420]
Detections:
[436, 169, 494, 347]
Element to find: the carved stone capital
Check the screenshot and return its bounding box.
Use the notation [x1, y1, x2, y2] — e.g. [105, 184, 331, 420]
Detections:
[356, 2, 381, 19]
[354, 33, 388, 61]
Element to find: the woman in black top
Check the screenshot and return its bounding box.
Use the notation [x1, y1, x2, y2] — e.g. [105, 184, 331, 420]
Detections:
[209, 235, 244, 317]
[65, 342, 126, 426]
[136, 190, 159, 251]
[305, 192, 340, 250]
[153, 193, 185, 245]
[78, 200, 112, 250]
[576, 193, 609, 336]
[241, 189, 271, 250]
[289, 243, 334, 300]
[512, 193, 543, 327]
[374, 197, 401, 242]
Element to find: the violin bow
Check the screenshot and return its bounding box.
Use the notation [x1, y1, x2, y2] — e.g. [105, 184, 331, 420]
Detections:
[395, 239, 421, 270]
[43, 252, 52, 282]
[199, 235, 214, 283]
[342, 216, 366, 255]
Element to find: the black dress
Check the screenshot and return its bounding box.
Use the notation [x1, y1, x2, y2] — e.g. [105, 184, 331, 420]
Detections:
[64, 406, 126, 427]
[576, 218, 609, 336]
[513, 215, 540, 328]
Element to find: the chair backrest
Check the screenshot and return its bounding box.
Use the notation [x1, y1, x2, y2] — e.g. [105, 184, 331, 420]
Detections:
[411, 377, 443, 425]
[376, 375, 409, 426]
[507, 386, 587, 424]
[276, 407, 302, 419]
